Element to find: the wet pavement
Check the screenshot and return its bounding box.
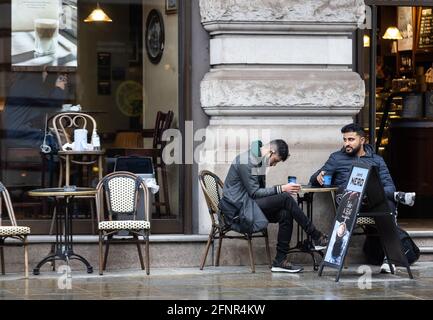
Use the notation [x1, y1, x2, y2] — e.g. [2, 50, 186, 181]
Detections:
[0, 261, 433, 300]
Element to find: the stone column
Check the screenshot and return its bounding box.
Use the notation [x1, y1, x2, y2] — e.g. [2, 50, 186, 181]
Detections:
[198, 0, 366, 263]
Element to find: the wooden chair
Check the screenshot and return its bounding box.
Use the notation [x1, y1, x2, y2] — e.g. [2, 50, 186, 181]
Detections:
[113, 131, 144, 149]
[139, 111, 173, 216]
[95, 171, 151, 275]
[106, 111, 174, 216]
[51, 112, 100, 187]
[0, 182, 30, 278]
[199, 170, 272, 273]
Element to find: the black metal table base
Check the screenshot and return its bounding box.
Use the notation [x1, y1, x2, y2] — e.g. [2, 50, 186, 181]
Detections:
[33, 195, 93, 275]
[288, 192, 325, 270]
[33, 250, 93, 275]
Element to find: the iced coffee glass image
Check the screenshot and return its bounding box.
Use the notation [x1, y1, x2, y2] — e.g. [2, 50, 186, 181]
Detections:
[34, 19, 58, 57]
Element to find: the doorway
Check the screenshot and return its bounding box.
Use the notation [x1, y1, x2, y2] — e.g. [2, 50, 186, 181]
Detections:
[359, 1, 433, 220]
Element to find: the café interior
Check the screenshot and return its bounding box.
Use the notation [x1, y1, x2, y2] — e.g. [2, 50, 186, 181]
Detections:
[0, 0, 182, 235]
[360, 4, 433, 228]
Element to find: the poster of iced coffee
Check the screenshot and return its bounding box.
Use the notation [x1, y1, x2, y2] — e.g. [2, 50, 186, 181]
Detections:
[11, 0, 77, 69]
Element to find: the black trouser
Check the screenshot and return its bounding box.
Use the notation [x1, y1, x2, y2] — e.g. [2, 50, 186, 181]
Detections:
[255, 193, 320, 262]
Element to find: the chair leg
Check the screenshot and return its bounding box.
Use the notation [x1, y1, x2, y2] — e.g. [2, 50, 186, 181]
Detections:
[0, 245, 5, 275]
[154, 192, 161, 216]
[134, 234, 145, 270]
[58, 161, 63, 187]
[160, 162, 171, 216]
[103, 236, 111, 271]
[153, 160, 161, 216]
[264, 231, 272, 268]
[200, 229, 215, 270]
[247, 236, 256, 273]
[98, 232, 104, 275]
[145, 233, 150, 275]
[49, 202, 57, 271]
[89, 199, 96, 235]
[23, 238, 29, 279]
[216, 236, 223, 267]
[49, 206, 57, 235]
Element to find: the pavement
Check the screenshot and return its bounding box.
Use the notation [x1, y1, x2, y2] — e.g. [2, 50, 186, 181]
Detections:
[0, 261, 433, 300]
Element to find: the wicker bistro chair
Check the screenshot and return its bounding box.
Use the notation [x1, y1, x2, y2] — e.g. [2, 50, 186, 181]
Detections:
[199, 170, 272, 273]
[95, 172, 151, 275]
[0, 182, 31, 278]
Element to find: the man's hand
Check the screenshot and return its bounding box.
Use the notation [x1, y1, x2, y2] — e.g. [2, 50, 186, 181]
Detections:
[282, 183, 301, 195]
[55, 74, 68, 90]
[316, 171, 325, 186]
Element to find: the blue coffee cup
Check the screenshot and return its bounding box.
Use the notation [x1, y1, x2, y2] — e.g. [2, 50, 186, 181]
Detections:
[288, 176, 297, 184]
[323, 174, 332, 187]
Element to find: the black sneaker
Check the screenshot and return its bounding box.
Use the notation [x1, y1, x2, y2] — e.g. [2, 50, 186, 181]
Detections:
[271, 260, 304, 273]
[313, 234, 329, 251]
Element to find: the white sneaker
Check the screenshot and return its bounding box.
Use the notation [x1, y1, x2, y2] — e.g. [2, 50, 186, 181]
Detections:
[394, 192, 416, 206]
[380, 262, 396, 274]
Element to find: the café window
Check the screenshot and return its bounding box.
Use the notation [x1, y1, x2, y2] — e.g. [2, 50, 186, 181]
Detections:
[0, 0, 183, 234]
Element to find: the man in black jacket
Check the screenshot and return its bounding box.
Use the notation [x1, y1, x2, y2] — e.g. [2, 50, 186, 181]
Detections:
[309, 123, 399, 273]
[220, 139, 328, 273]
[309, 123, 396, 212]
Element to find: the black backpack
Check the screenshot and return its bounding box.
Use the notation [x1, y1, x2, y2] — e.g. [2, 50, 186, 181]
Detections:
[363, 225, 420, 265]
[397, 226, 420, 264]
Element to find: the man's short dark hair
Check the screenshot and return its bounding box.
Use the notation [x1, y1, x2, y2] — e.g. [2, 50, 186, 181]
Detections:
[341, 123, 366, 138]
[270, 139, 289, 161]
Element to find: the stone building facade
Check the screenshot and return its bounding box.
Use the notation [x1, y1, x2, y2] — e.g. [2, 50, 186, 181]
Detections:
[0, 0, 368, 271]
[197, 0, 366, 265]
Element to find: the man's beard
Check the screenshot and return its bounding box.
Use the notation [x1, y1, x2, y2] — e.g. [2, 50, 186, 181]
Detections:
[345, 144, 361, 156]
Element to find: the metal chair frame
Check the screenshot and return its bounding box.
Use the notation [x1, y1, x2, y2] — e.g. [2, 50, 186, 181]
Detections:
[0, 182, 30, 278]
[51, 112, 98, 186]
[95, 171, 151, 275]
[50, 112, 100, 234]
[199, 170, 271, 273]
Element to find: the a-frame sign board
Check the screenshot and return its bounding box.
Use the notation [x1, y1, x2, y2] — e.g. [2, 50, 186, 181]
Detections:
[318, 163, 414, 282]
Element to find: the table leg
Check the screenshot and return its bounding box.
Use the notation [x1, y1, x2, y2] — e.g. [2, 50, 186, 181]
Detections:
[331, 191, 337, 216]
[33, 253, 61, 275]
[287, 195, 308, 254]
[98, 155, 103, 181]
[34, 197, 64, 275]
[65, 154, 70, 186]
[297, 195, 304, 245]
[65, 195, 93, 273]
[65, 196, 72, 255]
[288, 192, 324, 270]
[33, 195, 93, 275]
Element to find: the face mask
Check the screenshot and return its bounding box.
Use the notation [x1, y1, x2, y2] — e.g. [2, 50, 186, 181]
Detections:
[262, 152, 273, 167]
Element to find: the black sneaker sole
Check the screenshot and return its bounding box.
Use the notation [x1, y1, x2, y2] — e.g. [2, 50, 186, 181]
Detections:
[271, 266, 304, 273]
[380, 264, 395, 274]
[380, 269, 392, 274]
